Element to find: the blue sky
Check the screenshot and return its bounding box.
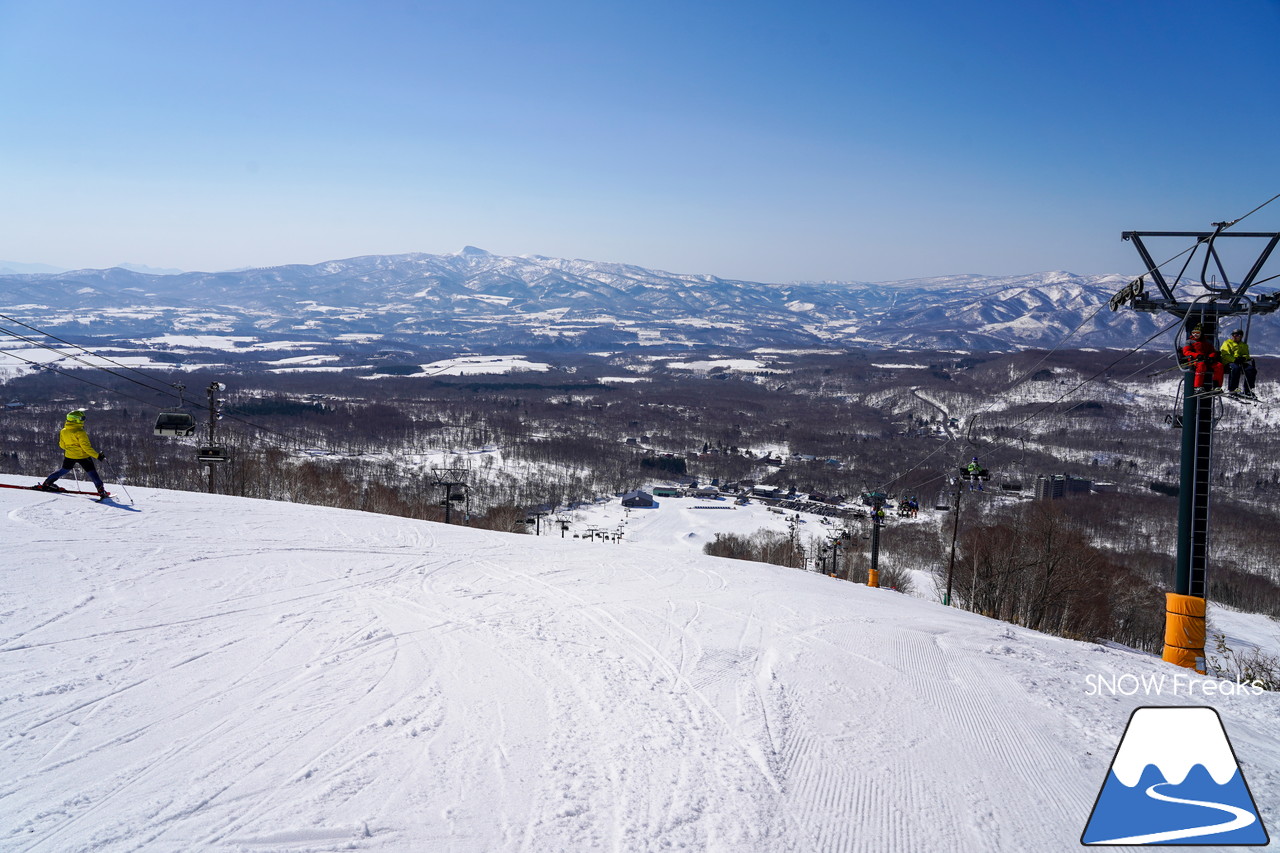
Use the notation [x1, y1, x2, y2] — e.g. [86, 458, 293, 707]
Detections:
[2, 0, 1278, 281]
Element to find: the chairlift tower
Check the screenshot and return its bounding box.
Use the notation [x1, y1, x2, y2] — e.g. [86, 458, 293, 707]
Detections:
[525, 508, 550, 535]
[824, 534, 845, 578]
[1115, 227, 1280, 672]
[862, 491, 887, 588]
[199, 381, 229, 493]
[431, 467, 469, 525]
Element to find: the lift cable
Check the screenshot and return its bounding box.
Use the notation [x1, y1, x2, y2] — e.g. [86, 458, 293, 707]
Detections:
[0, 329, 309, 451]
[0, 326, 513, 456]
[883, 315, 1183, 499]
[875, 189, 1280, 498]
[875, 299, 1130, 495]
[993, 316, 1182, 438]
[947, 320, 1204, 498]
[0, 347, 171, 410]
[0, 326, 181, 399]
[1220, 191, 1280, 229]
[0, 309, 339, 451]
[0, 312, 185, 396]
[877, 310, 1179, 495]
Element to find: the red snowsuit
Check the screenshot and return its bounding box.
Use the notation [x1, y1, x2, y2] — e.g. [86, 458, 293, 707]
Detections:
[1182, 338, 1224, 389]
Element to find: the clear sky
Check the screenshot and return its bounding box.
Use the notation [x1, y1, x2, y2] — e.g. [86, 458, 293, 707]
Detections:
[2, 0, 1279, 282]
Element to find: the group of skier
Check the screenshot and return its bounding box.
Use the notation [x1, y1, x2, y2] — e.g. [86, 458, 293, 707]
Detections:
[1182, 326, 1259, 400]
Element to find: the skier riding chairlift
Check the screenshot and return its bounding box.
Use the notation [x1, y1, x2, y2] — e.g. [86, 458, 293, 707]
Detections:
[962, 457, 989, 491]
[1180, 325, 1224, 397]
[1220, 327, 1260, 400]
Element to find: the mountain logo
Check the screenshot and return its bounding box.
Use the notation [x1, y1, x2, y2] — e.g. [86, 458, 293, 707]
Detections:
[1082, 706, 1269, 846]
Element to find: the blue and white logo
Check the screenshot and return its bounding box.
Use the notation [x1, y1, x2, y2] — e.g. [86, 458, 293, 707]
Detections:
[1082, 706, 1269, 846]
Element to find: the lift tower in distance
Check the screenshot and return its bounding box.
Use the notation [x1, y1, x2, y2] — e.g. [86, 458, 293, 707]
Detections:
[1115, 226, 1280, 672]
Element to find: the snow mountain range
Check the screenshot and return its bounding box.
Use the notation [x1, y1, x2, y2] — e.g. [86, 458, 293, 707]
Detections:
[0, 248, 1186, 353]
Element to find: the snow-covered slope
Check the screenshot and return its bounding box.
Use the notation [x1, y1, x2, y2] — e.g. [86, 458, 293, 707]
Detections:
[2, 475, 1277, 852]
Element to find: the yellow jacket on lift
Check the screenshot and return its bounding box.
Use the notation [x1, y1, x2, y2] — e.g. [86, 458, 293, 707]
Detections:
[1220, 338, 1252, 365]
[58, 422, 100, 460]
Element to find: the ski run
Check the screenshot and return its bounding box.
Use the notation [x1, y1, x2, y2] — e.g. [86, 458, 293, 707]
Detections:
[1, 473, 1278, 852]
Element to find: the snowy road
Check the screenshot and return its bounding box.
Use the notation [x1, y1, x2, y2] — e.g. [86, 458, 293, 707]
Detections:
[1, 475, 1277, 851]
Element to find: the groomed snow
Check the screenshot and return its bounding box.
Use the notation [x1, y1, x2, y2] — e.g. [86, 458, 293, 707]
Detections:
[1, 474, 1277, 852]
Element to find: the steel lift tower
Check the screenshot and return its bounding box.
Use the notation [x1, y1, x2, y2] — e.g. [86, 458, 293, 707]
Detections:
[1115, 227, 1280, 671]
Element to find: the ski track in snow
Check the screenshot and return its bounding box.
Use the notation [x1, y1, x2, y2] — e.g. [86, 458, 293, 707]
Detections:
[0, 475, 1277, 852]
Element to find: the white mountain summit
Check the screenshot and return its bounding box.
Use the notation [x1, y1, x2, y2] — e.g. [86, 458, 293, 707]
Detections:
[0, 250, 1184, 351]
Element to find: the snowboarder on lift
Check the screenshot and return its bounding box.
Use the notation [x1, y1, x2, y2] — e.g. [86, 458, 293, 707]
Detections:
[1220, 328, 1259, 400]
[36, 409, 110, 499]
[1182, 326, 1224, 396]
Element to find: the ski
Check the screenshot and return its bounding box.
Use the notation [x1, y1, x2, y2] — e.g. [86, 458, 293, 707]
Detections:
[0, 483, 112, 499]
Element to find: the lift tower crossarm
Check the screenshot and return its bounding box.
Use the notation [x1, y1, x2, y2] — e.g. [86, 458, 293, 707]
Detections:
[1123, 230, 1280, 306]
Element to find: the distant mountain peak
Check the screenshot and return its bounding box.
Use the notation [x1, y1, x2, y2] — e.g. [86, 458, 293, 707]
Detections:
[0, 260, 68, 275]
[116, 262, 185, 276]
[0, 249, 1175, 352]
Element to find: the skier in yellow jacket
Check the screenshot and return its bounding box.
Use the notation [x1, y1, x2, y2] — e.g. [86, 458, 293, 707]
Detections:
[37, 409, 110, 497]
[1220, 328, 1259, 399]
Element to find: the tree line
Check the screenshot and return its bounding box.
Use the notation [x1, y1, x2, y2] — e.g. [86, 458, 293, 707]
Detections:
[4, 347, 1280, 652]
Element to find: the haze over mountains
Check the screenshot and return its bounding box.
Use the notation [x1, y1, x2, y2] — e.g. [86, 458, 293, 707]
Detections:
[0, 248, 1185, 352]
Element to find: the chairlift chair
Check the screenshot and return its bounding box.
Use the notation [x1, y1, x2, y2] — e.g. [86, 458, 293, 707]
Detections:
[155, 382, 196, 437]
[155, 411, 197, 437]
[196, 445, 229, 463]
[1173, 298, 1215, 370]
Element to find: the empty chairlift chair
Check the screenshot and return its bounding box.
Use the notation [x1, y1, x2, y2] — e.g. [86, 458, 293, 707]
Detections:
[154, 411, 197, 437]
[196, 445, 229, 464]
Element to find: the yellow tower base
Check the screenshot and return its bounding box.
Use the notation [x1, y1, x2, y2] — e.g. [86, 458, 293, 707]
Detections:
[1162, 592, 1206, 674]
[867, 568, 879, 588]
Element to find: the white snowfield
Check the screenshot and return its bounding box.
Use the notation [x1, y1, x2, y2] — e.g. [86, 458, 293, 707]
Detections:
[1, 474, 1277, 852]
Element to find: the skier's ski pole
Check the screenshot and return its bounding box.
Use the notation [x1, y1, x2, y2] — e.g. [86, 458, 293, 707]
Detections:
[98, 460, 133, 504]
[1146, 362, 1186, 379]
